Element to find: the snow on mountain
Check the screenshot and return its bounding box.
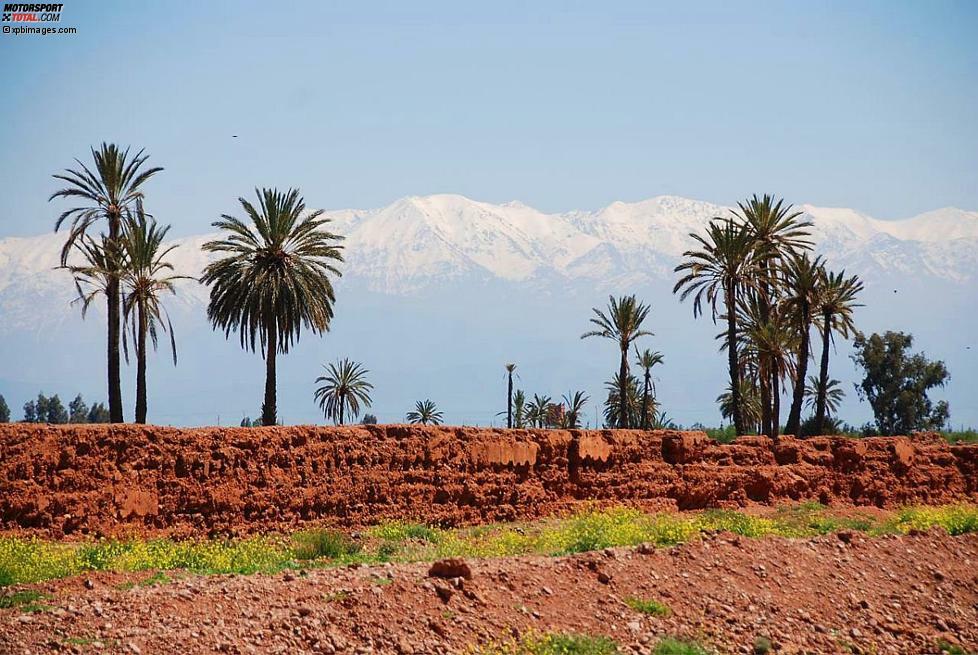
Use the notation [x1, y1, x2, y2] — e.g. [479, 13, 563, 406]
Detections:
[0, 194, 975, 330]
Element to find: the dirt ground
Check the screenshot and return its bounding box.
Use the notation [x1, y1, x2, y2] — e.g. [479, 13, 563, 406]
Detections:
[2, 530, 976, 655]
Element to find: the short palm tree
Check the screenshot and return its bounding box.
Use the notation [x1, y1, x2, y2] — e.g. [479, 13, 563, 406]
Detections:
[717, 380, 761, 434]
[526, 393, 552, 429]
[202, 188, 344, 426]
[50, 143, 164, 422]
[512, 389, 527, 428]
[813, 268, 863, 433]
[406, 399, 443, 426]
[744, 306, 796, 438]
[674, 218, 761, 435]
[782, 253, 824, 435]
[314, 358, 373, 425]
[634, 348, 664, 429]
[560, 391, 590, 429]
[603, 372, 641, 429]
[117, 207, 188, 424]
[805, 376, 844, 417]
[505, 363, 517, 429]
[581, 295, 653, 428]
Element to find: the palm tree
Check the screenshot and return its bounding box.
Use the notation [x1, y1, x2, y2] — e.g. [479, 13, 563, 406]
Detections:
[560, 391, 589, 429]
[314, 358, 373, 425]
[50, 143, 164, 422]
[634, 348, 664, 429]
[202, 188, 344, 426]
[581, 295, 653, 428]
[674, 218, 761, 435]
[117, 206, 188, 424]
[513, 389, 527, 428]
[741, 298, 796, 438]
[505, 363, 517, 429]
[804, 376, 844, 417]
[782, 253, 824, 435]
[717, 380, 761, 434]
[603, 372, 641, 429]
[526, 393, 552, 429]
[406, 399, 443, 425]
[813, 269, 863, 433]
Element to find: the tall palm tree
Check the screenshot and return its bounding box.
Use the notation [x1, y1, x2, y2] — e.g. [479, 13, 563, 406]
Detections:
[581, 295, 653, 428]
[513, 389, 527, 428]
[782, 253, 824, 435]
[406, 399, 443, 426]
[117, 206, 188, 424]
[50, 143, 164, 422]
[813, 268, 863, 433]
[560, 391, 590, 429]
[505, 363, 517, 429]
[634, 348, 664, 429]
[202, 188, 344, 426]
[674, 218, 761, 435]
[314, 358, 373, 425]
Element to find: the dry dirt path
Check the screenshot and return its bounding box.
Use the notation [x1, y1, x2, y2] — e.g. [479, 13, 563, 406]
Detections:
[2, 531, 976, 655]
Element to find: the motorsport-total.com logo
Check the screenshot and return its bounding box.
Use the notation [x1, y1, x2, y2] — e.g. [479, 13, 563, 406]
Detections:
[2, 3, 64, 22]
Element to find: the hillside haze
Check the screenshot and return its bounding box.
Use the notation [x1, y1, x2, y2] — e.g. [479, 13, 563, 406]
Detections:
[1, 195, 975, 428]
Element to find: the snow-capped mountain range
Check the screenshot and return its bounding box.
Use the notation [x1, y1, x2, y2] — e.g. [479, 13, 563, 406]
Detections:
[1, 194, 975, 428]
[1, 195, 975, 323]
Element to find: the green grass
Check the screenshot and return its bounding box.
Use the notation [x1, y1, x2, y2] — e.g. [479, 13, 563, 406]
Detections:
[471, 632, 619, 654]
[653, 638, 710, 655]
[1, 504, 976, 588]
[0, 589, 52, 612]
[624, 597, 671, 616]
[937, 640, 976, 655]
[117, 571, 173, 590]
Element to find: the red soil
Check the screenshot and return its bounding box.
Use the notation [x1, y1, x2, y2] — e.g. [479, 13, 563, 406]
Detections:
[1, 425, 976, 538]
[1, 530, 976, 654]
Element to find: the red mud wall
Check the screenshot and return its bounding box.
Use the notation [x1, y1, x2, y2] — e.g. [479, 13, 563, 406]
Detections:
[1, 424, 976, 537]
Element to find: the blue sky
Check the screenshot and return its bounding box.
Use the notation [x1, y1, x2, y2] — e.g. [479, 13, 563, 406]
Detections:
[0, 0, 976, 237]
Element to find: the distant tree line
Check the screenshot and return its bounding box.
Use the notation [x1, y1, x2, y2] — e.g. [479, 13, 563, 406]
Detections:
[5, 392, 111, 424]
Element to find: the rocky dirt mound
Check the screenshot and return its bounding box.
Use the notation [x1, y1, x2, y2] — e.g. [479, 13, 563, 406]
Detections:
[1, 530, 976, 654]
[0, 424, 976, 537]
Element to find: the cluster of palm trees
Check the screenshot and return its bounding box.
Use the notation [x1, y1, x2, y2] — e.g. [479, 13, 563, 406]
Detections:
[52, 144, 183, 424]
[673, 194, 863, 438]
[52, 144, 345, 426]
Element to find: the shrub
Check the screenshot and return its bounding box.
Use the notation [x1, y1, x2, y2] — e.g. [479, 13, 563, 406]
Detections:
[473, 632, 619, 655]
[624, 597, 671, 616]
[292, 529, 361, 561]
[653, 638, 709, 655]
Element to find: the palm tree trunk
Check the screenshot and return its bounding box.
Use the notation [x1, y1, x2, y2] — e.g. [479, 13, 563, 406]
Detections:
[135, 300, 148, 424]
[770, 368, 780, 438]
[107, 213, 123, 423]
[262, 325, 277, 426]
[618, 345, 629, 429]
[641, 373, 650, 429]
[786, 306, 810, 436]
[815, 309, 832, 433]
[760, 356, 772, 437]
[726, 282, 745, 435]
[507, 372, 513, 429]
[339, 392, 345, 425]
